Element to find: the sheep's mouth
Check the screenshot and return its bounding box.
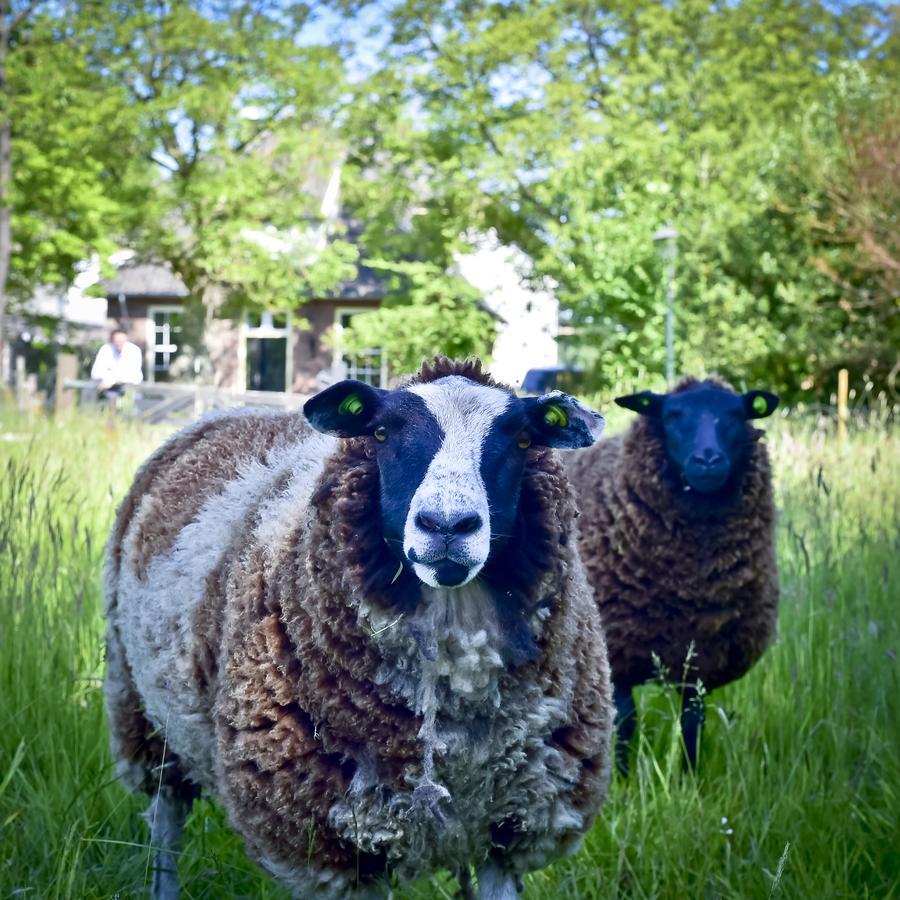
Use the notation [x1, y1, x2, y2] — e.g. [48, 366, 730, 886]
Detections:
[428, 559, 473, 587]
[406, 540, 488, 588]
[408, 550, 480, 588]
[682, 466, 731, 493]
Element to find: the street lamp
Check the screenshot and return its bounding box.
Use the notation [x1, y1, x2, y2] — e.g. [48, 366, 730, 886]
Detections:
[653, 225, 678, 385]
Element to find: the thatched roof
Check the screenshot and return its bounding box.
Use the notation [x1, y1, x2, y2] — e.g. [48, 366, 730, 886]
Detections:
[103, 263, 190, 299]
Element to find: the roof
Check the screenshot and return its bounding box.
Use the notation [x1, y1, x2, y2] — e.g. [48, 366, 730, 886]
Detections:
[103, 263, 190, 299]
[321, 217, 386, 301]
[327, 260, 385, 301]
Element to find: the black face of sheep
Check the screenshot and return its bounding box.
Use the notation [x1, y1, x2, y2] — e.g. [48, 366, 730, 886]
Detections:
[305, 375, 605, 588]
[616, 385, 779, 493]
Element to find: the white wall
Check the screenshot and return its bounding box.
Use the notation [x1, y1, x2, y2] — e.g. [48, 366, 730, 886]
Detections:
[455, 232, 558, 391]
[27, 260, 108, 329]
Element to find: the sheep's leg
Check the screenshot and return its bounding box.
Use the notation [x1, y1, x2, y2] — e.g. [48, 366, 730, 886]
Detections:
[457, 866, 477, 900]
[476, 864, 519, 900]
[680, 684, 706, 769]
[613, 685, 636, 776]
[143, 785, 192, 900]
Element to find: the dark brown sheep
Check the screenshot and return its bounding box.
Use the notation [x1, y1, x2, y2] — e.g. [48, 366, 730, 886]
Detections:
[566, 376, 779, 770]
[104, 358, 614, 899]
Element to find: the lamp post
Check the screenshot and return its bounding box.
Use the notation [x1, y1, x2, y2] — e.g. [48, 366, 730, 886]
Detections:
[653, 225, 678, 385]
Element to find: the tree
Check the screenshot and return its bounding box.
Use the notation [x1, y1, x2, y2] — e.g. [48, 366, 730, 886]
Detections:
[338, 260, 496, 374]
[337, 65, 498, 377]
[335, 0, 887, 399]
[790, 74, 900, 395]
[0, 0, 37, 382]
[0, 2, 152, 382]
[75, 0, 358, 376]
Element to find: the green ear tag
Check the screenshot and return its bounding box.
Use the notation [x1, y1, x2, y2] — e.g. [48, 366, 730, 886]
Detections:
[339, 393, 364, 416]
[752, 395, 768, 415]
[641, 397, 650, 407]
[543, 404, 569, 427]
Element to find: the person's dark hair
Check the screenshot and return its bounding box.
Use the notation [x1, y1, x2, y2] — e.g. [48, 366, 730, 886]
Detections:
[111, 327, 128, 339]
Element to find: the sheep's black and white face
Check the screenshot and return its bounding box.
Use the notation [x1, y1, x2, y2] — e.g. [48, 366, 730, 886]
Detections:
[617, 384, 779, 493]
[305, 375, 604, 588]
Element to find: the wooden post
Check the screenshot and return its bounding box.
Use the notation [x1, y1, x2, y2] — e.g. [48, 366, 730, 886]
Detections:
[837, 368, 849, 444]
[55, 352, 78, 413]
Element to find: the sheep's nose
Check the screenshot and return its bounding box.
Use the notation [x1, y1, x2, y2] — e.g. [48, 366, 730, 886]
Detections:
[691, 449, 725, 469]
[415, 510, 484, 537]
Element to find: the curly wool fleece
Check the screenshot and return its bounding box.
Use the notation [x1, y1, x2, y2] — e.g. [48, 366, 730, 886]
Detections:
[566, 376, 779, 692]
[104, 359, 614, 897]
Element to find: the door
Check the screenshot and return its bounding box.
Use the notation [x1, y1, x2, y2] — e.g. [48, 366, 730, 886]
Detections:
[246, 336, 287, 392]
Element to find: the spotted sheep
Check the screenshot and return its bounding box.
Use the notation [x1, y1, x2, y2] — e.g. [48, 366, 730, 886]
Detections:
[565, 376, 780, 772]
[104, 357, 614, 899]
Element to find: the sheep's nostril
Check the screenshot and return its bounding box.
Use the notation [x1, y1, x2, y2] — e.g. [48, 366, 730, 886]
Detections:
[451, 514, 483, 535]
[691, 451, 725, 469]
[415, 512, 441, 533]
[415, 510, 483, 536]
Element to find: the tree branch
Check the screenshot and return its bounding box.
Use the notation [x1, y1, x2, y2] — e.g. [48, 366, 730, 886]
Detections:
[9, 0, 44, 33]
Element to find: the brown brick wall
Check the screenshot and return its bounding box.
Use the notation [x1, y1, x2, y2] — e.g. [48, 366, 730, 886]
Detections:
[106, 296, 379, 393]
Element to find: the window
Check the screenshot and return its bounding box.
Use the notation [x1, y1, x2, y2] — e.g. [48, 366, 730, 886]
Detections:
[149, 308, 183, 382]
[336, 310, 384, 387]
[246, 311, 289, 335]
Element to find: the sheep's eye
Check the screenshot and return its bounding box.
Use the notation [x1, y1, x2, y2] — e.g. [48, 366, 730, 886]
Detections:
[374, 426, 388, 442]
[517, 432, 532, 449]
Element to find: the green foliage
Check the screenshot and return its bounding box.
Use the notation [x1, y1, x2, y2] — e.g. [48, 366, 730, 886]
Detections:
[337, 68, 499, 376]
[74, 0, 358, 309]
[338, 260, 496, 374]
[5, 8, 141, 302]
[339, 0, 894, 399]
[782, 67, 900, 394]
[0, 408, 897, 897]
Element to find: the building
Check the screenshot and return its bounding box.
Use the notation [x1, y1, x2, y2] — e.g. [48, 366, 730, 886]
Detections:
[99, 230, 559, 394]
[103, 259, 387, 393]
[453, 232, 559, 389]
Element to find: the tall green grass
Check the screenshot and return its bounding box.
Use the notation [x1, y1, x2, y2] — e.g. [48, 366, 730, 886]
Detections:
[0, 409, 897, 899]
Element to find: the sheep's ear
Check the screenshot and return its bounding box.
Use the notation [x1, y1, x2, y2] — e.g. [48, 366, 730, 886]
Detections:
[742, 390, 779, 420]
[615, 390, 664, 417]
[523, 391, 605, 449]
[303, 380, 387, 437]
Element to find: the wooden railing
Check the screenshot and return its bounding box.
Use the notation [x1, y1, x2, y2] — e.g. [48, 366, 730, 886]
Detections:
[63, 379, 310, 425]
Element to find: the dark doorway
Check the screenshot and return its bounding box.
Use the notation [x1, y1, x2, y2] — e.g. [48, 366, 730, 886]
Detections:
[246, 337, 287, 392]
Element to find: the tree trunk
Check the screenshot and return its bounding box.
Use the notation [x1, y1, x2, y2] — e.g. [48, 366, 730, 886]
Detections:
[0, 4, 10, 385]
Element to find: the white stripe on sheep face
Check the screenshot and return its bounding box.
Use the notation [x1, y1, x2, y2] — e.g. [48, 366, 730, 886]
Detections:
[304, 374, 605, 589]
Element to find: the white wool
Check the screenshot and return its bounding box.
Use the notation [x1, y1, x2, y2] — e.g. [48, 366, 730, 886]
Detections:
[110, 413, 330, 790]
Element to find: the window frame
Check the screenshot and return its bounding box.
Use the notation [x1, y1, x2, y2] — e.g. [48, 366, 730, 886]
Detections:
[146, 304, 184, 384]
[333, 307, 387, 388]
[243, 310, 293, 393]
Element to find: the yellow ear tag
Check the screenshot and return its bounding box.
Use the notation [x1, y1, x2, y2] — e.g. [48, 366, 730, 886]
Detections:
[543, 404, 568, 427]
[339, 394, 364, 416]
[752, 395, 768, 415]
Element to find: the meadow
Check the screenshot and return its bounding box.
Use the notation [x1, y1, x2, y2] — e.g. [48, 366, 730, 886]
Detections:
[0, 405, 897, 899]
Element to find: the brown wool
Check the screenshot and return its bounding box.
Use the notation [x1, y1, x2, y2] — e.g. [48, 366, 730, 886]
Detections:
[567, 377, 779, 692]
[104, 359, 614, 894]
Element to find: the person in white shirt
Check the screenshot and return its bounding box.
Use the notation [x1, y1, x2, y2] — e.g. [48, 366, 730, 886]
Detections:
[91, 327, 144, 401]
